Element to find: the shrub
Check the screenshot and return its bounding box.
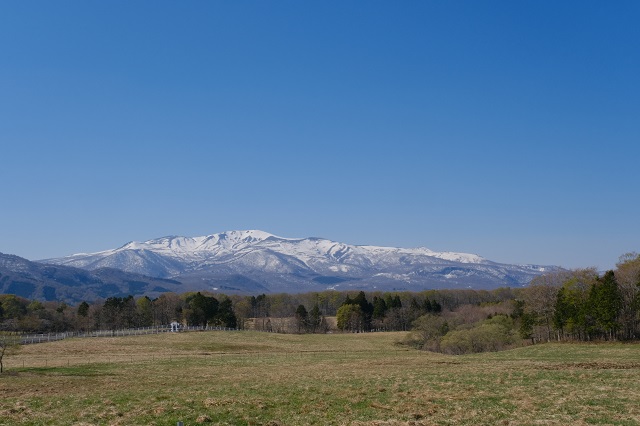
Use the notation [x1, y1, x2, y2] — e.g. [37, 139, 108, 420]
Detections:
[439, 315, 516, 354]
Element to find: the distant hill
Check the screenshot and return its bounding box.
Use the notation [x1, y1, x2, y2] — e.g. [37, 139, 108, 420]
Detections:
[0, 252, 184, 304]
[40, 230, 562, 294]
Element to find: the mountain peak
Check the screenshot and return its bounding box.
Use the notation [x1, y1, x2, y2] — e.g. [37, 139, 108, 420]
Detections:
[215, 229, 278, 242]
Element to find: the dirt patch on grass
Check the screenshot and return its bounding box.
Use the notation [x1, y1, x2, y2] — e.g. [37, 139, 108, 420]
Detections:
[351, 421, 434, 426]
[538, 362, 640, 370]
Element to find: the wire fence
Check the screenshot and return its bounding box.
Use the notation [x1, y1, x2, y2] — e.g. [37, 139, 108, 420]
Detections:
[20, 325, 240, 345]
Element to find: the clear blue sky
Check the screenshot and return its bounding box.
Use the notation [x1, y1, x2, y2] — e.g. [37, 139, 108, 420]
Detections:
[1, 1, 638, 270]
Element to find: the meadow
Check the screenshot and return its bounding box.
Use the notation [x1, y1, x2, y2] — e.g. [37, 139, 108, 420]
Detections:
[1, 330, 639, 425]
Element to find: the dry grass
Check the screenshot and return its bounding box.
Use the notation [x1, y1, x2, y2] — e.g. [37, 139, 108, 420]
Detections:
[1, 331, 639, 425]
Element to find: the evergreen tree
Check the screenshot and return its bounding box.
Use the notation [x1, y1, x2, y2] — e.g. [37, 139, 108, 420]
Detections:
[519, 312, 537, 343]
[341, 295, 354, 307]
[184, 292, 219, 327]
[384, 294, 394, 310]
[588, 270, 621, 339]
[102, 297, 123, 329]
[352, 291, 373, 330]
[214, 298, 237, 328]
[553, 286, 572, 337]
[392, 295, 402, 309]
[295, 304, 309, 333]
[372, 297, 387, 320]
[77, 301, 90, 317]
[308, 303, 323, 333]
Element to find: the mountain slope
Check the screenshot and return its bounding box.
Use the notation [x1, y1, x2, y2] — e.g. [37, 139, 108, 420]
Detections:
[41, 230, 560, 293]
[0, 253, 185, 304]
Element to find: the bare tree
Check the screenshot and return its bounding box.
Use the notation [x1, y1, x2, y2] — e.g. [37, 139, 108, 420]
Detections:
[616, 253, 640, 339]
[521, 279, 560, 342]
[0, 332, 21, 374]
[153, 293, 183, 325]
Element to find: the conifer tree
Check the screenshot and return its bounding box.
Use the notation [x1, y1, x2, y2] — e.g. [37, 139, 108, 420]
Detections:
[588, 270, 621, 339]
[392, 295, 402, 309]
[308, 303, 323, 333]
[553, 286, 570, 337]
[295, 304, 309, 333]
[352, 291, 373, 330]
[77, 301, 90, 317]
[372, 297, 387, 320]
[184, 292, 219, 327]
[215, 298, 237, 328]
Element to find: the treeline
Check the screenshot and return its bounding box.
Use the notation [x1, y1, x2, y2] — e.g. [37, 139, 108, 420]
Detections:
[407, 253, 640, 354]
[0, 292, 238, 333]
[517, 253, 640, 342]
[335, 291, 441, 332]
[235, 289, 515, 333]
[0, 286, 517, 334]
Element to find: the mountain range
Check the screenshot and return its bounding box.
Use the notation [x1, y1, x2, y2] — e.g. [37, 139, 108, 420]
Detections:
[33, 230, 560, 298]
[0, 252, 184, 304]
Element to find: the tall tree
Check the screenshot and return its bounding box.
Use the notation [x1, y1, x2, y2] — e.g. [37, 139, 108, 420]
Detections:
[136, 297, 154, 327]
[153, 293, 183, 325]
[214, 298, 237, 328]
[336, 304, 364, 332]
[588, 271, 621, 339]
[615, 253, 640, 339]
[184, 292, 219, 327]
[251, 294, 270, 331]
[553, 270, 599, 340]
[372, 297, 387, 320]
[308, 303, 323, 333]
[352, 291, 373, 330]
[294, 304, 309, 333]
[521, 276, 562, 342]
[77, 301, 90, 318]
[101, 296, 138, 330]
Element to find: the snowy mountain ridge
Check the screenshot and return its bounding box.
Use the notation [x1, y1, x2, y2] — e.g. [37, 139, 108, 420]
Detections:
[41, 230, 558, 293]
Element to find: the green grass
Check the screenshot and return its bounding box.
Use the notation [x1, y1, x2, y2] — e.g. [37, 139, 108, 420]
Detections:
[1, 331, 639, 425]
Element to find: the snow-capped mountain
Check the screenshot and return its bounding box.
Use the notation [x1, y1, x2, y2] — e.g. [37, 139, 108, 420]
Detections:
[41, 230, 560, 293]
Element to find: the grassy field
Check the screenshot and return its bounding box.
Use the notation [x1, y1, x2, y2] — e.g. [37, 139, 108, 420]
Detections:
[1, 331, 639, 425]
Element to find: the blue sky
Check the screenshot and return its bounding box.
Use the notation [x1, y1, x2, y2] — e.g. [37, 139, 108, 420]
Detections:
[1, 1, 638, 270]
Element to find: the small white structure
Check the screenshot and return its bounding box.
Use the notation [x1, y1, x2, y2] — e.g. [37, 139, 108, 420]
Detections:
[170, 321, 181, 332]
